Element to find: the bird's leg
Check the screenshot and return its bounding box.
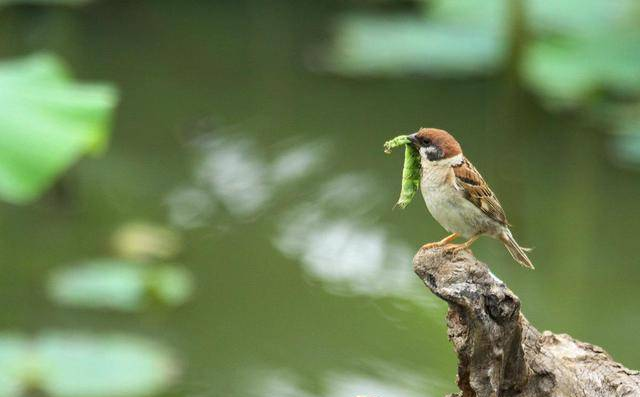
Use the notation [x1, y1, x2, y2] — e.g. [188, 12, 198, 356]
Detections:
[421, 233, 459, 250]
[445, 234, 480, 253]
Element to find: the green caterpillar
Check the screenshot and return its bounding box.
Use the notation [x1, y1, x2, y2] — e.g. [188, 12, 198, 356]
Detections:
[384, 135, 421, 209]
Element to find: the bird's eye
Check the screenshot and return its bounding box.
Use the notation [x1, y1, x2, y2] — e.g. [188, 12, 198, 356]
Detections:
[422, 139, 431, 146]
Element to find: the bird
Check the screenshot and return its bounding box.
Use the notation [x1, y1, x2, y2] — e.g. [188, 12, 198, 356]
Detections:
[408, 127, 534, 269]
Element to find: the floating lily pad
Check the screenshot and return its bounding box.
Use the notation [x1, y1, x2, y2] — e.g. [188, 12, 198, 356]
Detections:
[325, 13, 506, 77]
[47, 259, 194, 311]
[526, 0, 639, 36]
[325, 0, 507, 77]
[522, 33, 640, 107]
[0, 332, 177, 397]
[0, 335, 24, 396]
[0, 53, 118, 204]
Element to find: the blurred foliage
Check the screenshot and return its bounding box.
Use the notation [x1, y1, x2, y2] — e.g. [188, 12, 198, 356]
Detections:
[525, 0, 640, 35]
[522, 35, 640, 107]
[325, 0, 640, 166]
[523, 0, 640, 107]
[111, 223, 183, 261]
[0, 53, 118, 204]
[326, 0, 507, 77]
[0, 332, 177, 397]
[326, 0, 640, 102]
[48, 259, 194, 311]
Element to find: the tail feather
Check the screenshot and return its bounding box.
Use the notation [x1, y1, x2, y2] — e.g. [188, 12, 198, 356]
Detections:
[500, 229, 534, 269]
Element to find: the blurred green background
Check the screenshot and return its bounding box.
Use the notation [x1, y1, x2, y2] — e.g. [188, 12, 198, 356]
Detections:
[0, 1, 639, 396]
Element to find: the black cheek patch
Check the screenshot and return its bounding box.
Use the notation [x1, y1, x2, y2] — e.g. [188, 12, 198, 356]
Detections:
[426, 145, 444, 161]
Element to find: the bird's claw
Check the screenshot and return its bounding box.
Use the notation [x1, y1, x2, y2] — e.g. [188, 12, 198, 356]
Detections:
[420, 242, 443, 250]
[420, 233, 460, 251]
[443, 243, 470, 254]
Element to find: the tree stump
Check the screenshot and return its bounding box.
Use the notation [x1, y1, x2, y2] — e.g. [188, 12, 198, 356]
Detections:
[413, 247, 640, 397]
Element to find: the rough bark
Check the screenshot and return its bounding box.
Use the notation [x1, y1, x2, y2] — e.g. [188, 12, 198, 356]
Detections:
[413, 247, 640, 397]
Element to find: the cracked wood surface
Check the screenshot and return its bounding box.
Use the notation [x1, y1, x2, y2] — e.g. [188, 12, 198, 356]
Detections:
[413, 247, 640, 397]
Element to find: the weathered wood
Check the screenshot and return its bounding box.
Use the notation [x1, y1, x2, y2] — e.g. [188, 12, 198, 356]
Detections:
[413, 247, 640, 397]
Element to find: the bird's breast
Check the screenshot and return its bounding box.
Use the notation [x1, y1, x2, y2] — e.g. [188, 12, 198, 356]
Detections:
[419, 164, 483, 238]
[420, 165, 458, 214]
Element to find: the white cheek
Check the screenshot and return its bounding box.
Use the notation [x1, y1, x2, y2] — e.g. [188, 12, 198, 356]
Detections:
[426, 146, 439, 157]
[419, 147, 428, 156]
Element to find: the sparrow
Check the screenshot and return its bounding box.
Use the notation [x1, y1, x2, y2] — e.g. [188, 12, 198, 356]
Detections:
[408, 127, 534, 269]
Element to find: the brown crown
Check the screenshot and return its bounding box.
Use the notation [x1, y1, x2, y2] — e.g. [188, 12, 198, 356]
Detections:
[415, 127, 462, 158]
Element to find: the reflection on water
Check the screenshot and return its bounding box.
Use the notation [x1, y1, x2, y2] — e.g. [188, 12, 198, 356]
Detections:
[194, 135, 273, 217]
[161, 132, 446, 396]
[251, 363, 444, 397]
[275, 171, 433, 304]
[270, 144, 327, 186]
[323, 373, 432, 397]
[4, 2, 640, 397]
[316, 173, 381, 213]
[251, 370, 308, 397]
[166, 133, 327, 227]
[275, 203, 425, 302]
[165, 186, 216, 229]
[172, 133, 433, 305]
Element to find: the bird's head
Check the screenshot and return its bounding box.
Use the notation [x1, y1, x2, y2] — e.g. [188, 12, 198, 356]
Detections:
[408, 128, 462, 162]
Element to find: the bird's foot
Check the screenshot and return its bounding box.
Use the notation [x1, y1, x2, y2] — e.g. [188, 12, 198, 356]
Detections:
[421, 242, 444, 250]
[420, 233, 459, 251]
[443, 243, 470, 254]
[443, 235, 480, 254]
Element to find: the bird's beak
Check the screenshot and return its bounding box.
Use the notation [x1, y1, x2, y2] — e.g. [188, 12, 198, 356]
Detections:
[407, 133, 419, 147]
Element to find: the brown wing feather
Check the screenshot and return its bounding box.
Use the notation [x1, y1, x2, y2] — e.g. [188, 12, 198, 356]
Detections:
[452, 157, 510, 226]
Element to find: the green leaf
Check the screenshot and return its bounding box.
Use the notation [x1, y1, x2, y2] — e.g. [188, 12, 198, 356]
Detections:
[0, 332, 177, 397]
[0, 335, 24, 397]
[325, 0, 508, 77]
[47, 259, 194, 311]
[522, 33, 640, 107]
[526, 0, 640, 36]
[427, 0, 508, 29]
[0, 53, 118, 204]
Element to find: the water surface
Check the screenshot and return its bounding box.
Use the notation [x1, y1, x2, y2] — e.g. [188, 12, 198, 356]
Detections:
[1, 1, 639, 396]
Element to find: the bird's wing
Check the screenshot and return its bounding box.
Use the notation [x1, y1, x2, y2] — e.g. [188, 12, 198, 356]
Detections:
[452, 157, 510, 226]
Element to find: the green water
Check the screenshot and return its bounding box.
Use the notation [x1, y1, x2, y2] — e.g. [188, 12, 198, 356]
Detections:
[1, 1, 639, 396]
